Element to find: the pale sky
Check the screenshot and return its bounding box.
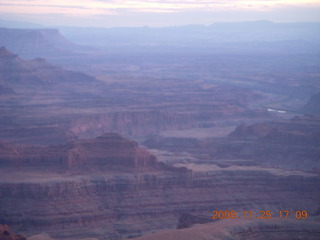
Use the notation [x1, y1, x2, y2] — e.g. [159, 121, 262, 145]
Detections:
[1, 0, 320, 27]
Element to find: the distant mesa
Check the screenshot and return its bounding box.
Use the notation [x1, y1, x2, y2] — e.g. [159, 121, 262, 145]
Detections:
[0, 133, 159, 172]
[66, 132, 159, 170]
[58, 21, 320, 48]
[0, 18, 44, 29]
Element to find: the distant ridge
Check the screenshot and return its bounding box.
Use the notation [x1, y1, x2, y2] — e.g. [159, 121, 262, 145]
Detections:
[0, 18, 44, 28]
[58, 21, 320, 47]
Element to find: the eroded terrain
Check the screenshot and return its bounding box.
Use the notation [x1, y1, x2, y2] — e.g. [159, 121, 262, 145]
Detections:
[0, 24, 320, 239]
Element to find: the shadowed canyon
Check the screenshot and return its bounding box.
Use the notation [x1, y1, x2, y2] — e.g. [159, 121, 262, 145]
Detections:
[0, 22, 320, 240]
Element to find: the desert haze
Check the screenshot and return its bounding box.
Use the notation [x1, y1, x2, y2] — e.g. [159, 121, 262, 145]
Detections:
[0, 20, 320, 240]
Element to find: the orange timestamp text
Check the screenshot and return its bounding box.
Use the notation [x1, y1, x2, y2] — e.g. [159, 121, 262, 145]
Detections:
[211, 210, 308, 220]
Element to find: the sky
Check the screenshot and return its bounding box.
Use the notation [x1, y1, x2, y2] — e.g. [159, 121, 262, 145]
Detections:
[0, 0, 320, 27]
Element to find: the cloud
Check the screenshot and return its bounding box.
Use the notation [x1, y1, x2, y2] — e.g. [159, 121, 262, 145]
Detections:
[0, 1, 115, 15]
[1, 0, 319, 27]
[2, 0, 320, 15]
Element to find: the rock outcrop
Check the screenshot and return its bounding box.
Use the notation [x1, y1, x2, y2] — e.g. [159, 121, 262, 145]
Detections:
[0, 225, 26, 240]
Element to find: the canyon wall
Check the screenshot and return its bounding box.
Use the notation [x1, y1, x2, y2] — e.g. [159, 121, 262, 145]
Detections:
[1, 168, 319, 239]
[0, 133, 320, 239]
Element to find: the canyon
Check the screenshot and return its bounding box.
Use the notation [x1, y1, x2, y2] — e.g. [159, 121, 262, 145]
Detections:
[0, 24, 319, 239]
[1, 133, 320, 239]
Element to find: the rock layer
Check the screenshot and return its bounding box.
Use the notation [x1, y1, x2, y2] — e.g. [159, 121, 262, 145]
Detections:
[0, 138, 319, 240]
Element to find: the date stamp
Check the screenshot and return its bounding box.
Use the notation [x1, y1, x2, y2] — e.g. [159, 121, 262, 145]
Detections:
[211, 210, 308, 220]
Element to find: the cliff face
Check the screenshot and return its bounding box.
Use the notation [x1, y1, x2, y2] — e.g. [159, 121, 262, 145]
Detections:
[0, 133, 320, 239]
[0, 170, 319, 239]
